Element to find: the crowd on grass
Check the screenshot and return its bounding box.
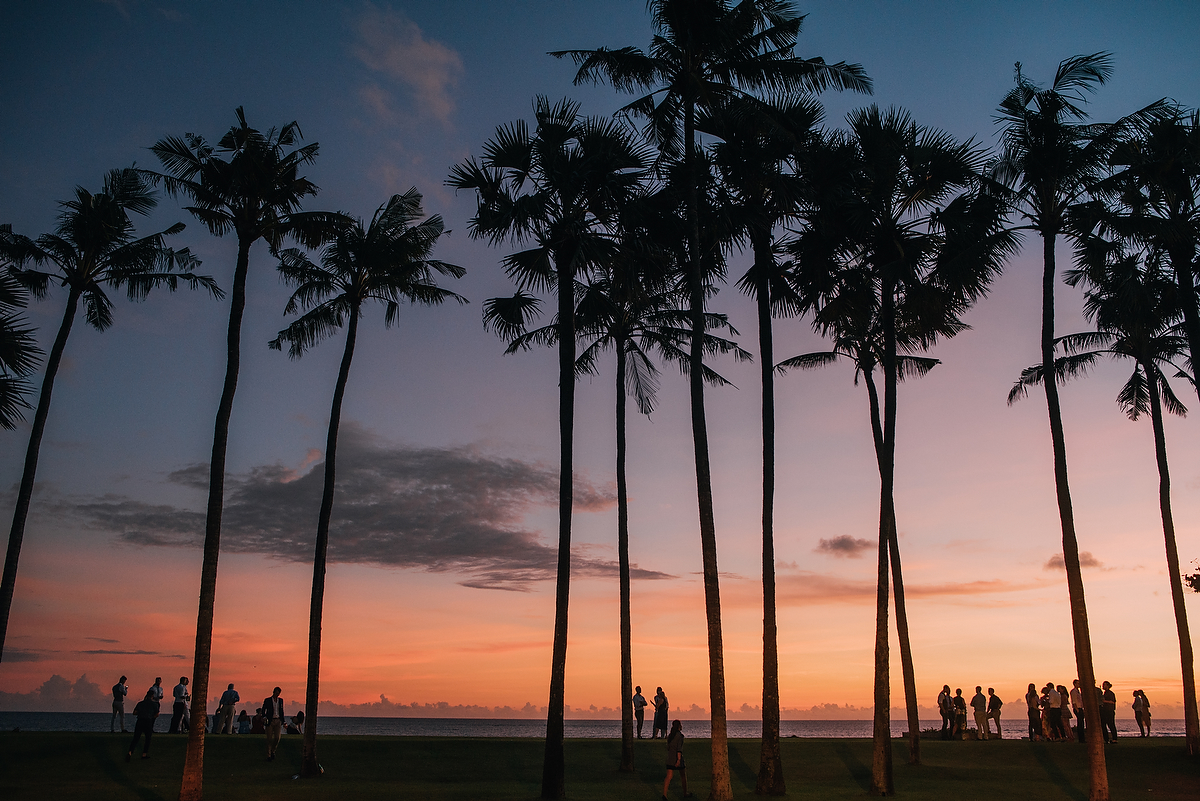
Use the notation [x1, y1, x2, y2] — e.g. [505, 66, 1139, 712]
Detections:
[111, 676, 304, 762]
[935, 681, 1155, 742]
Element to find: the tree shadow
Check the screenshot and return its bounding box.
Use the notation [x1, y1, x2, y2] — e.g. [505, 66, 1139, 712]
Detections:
[1029, 742, 1086, 801]
[727, 738, 758, 789]
[833, 742, 872, 792]
[85, 735, 168, 801]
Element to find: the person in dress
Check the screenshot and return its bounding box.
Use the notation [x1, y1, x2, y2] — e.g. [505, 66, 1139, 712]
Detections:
[661, 719, 690, 799]
[111, 676, 128, 733]
[237, 710, 252, 734]
[126, 690, 160, 761]
[652, 687, 669, 739]
[1025, 683, 1041, 741]
[1058, 685, 1073, 741]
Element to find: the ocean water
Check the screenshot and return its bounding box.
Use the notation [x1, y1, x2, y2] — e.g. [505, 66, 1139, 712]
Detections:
[0, 711, 1186, 740]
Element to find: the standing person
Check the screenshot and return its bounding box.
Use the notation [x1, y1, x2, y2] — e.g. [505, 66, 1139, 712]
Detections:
[1058, 685, 1073, 741]
[126, 690, 160, 761]
[986, 688, 1003, 739]
[168, 677, 189, 734]
[1045, 683, 1064, 741]
[251, 707, 265, 735]
[937, 685, 953, 740]
[952, 689, 967, 740]
[262, 686, 285, 761]
[652, 687, 669, 739]
[661, 719, 689, 799]
[148, 677, 163, 703]
[970, 687, 988, 740]
[632, 686, 648, 739]
[111, 676, 128, 733]
[1133, 690, 1152, 737]
[1140, 691, 1151, 736]
[219, 683, 240, 734]
[1070, 680, 1085, 742]
[1026, 683, 1041, 741]
[1100, 682, 1118, 743]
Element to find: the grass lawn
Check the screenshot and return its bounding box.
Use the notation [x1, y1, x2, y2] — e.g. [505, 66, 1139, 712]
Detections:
[1, 732, 1197, 800]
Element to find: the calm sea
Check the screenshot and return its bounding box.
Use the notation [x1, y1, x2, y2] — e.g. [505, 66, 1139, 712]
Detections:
[0, 712, 1185, 740]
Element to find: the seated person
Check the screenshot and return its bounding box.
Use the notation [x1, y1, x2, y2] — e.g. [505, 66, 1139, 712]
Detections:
[286, 710, 305, 735]
[237, 710, 252, 735]
[250, 708, 265, 735]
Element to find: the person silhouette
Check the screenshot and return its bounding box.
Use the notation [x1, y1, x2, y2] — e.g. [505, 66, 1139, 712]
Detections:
[652, 687, 669, 739]
[126, 690, 160, 761]
[632, 686, 648, 739]
[111, 675, 128, 733]
[661, 719, 689, 799]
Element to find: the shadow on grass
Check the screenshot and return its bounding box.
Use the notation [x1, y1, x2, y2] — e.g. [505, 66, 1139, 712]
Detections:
[85, 734, 168, 801]
[728, 738, 758, 789]
[1029, 742, 1086, 801]
[833, 742, 872, 792]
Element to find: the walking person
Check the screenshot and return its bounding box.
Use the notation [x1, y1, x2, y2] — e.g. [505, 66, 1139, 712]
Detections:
[661, 719, 689, 800]
[111, 675, 128, 733]
[1025, 683, 1041, 741]
[168, 677, 189, 734]
[652, 687, 669, 739]
[219, 683, 240, 734]
[126, 690, 160, 761]
[986, 687, 1003, 739]
[262, 686, 285, 760]
[937, 685, 953, 740]
[1100, 681, 1118, 743]
[632, 686, 648, 739]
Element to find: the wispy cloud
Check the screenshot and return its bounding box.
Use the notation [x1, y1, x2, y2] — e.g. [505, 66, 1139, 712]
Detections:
[78, 649, 186, 659]
[65, 425, 671, 590]
[1044, 551, 1106, 571]
[352, 3, 463, 125]
[815, 535, 873, 558]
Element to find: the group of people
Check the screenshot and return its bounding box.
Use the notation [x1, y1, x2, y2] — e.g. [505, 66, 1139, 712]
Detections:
[1024, 681, 1152, 743]
[937, 685, 1004, 740]
[111, 676, 305, 761]
[631, 686, 674, 740]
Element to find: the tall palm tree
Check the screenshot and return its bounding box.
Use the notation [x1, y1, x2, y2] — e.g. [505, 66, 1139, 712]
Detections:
[554, 6, 868, 794]
[703, 94, 818, 789]
[0, 240, 42, 431]
[146, 107, 345, 801]
[1102, 108, 1200, 399]
[0, 169, 215, 664]
[993, 55, 1164, 800]
[448, 96, 648, 799]
[269, 188, 465, 778]
[1009, 234, 1199, 755]
[788, 107, 1012, 794]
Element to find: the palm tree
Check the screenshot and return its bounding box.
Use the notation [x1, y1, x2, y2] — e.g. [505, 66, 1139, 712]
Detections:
[1009, 233, 1199, 755]
[146, 107, 346, 801]
[703, 94, 818, 789]
[993, 55, 1164, 800]
[269, 188, 465, 778]
[788, 107, 1012, 794]
[0, 239, 42, 431]
[0, 169, 216, 665]
[448, 96, 648, 799]
[553, 6, 868, 794]
[1102, 108, 1200, 399]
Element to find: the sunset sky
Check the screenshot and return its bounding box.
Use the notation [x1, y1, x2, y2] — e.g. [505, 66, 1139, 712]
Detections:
[2, 0, 1199, 720]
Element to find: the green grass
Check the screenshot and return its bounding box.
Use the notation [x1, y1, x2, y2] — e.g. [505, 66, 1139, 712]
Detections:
[1, 732, 1197, 799]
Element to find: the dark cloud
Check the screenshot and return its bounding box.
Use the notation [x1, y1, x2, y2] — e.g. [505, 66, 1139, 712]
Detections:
[3, 649, 46, 662]
[815, 535, 874, 558]
[85, 637, 119, 644]
[1044, 551, 1104, 571]
[78, 649, 186, 659]
[67, 426, 671, 590]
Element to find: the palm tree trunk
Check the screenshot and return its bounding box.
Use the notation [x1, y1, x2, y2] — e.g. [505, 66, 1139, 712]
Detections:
[684, 97, 733, 801]
[301, 307, 359, 778]
[864, 371, 919, 764]
[751, 239, 783, 796]
[871, 275, 896, 797]
[541, 253, 576, 799]
[1169, 248, 1200, 402]
[0, 289, 79, 663]
[1040, 232, 1108, 801]
[616, 338, 636, 773]
[180, 236, 251, 801]
[1144, 365, 1200, 755]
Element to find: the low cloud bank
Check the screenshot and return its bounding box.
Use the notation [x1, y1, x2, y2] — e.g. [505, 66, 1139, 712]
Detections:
[0, 674, 110, 712]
